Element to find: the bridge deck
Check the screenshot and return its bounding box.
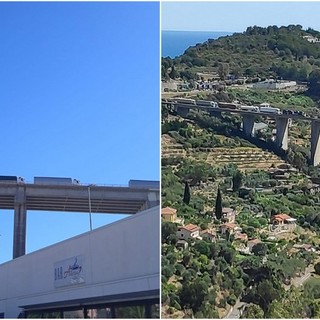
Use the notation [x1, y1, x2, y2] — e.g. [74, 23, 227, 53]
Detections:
[0, 183, 159, 214]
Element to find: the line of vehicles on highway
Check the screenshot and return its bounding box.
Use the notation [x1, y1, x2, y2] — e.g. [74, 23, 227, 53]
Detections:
[163, 98, 307, 117]
[0, 176, 159, 189]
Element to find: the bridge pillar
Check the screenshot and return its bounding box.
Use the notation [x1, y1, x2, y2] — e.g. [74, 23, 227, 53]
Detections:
[242, 114, 256, 137]
[13, 187, 27, 259]
[311, 120, 320, 166]
[138, 191, 160, 212]
[146, 191, 160, 209]
[275, 117, 289, 150]
[176, 106, 190, 117]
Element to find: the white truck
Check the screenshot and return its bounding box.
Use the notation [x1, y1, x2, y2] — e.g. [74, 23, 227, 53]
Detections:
[174, 98, 196, 105]
[196, 100, 219, 108]
[239, 105, 259, 112]
[259, 106, 281, 114]
[34, 177, 80, 185]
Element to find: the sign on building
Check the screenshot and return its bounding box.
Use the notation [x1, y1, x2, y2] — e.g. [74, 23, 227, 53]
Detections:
[54, 255, 85, 288]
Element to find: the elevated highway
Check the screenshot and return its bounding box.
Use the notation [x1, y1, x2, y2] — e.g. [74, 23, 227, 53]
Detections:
[163, 101, 320, 166]
[0, 182, 159, 259]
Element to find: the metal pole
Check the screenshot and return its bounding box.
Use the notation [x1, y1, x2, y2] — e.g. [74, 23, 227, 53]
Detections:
[88, 186, 92, 231]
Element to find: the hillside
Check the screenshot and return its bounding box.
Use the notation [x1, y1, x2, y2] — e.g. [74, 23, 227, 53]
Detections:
[161, 24, 320, 319]
[162, 25, 320, 96]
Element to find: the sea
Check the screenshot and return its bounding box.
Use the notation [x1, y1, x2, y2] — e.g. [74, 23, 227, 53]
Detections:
[161, 30, 233, 58]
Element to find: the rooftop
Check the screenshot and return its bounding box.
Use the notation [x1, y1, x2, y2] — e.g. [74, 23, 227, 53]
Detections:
[161, 207, 177, 215]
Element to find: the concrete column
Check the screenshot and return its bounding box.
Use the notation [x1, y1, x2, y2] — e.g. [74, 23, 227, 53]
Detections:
[13, 187, 27, 259]
[311, 120, 320, 166]
[146, 191, 160, 209]
[138, 192, 160, 212]
[275, 116, 289, 150]
[242, 114, 256, 137]
[176, 106, 190, 117]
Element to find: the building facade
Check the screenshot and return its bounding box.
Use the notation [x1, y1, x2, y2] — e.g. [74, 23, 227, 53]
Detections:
[0, 206, 160, 318]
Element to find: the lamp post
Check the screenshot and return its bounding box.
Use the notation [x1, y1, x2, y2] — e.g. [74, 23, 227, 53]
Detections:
[88, 185, 93, 231]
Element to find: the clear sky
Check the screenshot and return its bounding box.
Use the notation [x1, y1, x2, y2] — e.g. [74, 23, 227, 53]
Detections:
[0, 2, 159, 264]
[162, 1, 320, 33]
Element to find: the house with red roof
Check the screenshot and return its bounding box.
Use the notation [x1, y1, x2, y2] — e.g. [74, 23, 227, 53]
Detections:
[161, 207, 177, 223]
[270, 213, 296, 232]
[161, 207, 184, 224]
[200, 229, 216, 243]
[177, 224, 200, 240]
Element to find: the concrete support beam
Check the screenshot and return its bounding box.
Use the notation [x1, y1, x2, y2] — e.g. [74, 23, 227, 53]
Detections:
[242, 114, 256, 137]
[13, 187, 27, 259]
[311, 120, 320, 166]
[275, 117, 289, 150]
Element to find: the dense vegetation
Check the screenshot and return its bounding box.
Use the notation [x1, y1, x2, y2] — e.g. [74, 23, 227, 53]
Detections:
[162, 25, 320, 97]
[161, 24, 320, 319]
[162, 109, 320, 318]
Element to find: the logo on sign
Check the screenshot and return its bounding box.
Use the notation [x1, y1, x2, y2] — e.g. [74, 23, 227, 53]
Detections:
[54, 255, 85, 287]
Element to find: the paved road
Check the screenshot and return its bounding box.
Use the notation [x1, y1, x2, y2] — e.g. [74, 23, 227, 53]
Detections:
[226, 300, 246, 319]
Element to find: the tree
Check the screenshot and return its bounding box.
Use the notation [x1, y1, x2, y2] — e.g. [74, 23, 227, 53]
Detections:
[183, 181, 191, 205]
[162, 222, 178, 244]
[215, 187, 223, 220]
[169, 65, 179, 79]
[252, 243, 268, 256]
[179, 277, 209, 314]
[232, 170, 243, 192]
[314, 262, 320, 275]
[218, 62, 229, 80]
[241, 304, 264, 318]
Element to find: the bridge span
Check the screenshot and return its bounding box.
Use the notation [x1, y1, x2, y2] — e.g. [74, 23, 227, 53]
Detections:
[164, 101, 320, 166]
[0, 182, 159, 259]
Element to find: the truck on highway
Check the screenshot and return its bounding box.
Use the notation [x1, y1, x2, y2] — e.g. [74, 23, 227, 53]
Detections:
[239, 105, 259, 112]
[218, 102, 239, 109]
[0, 176, 25, 183]
[174, 98, 196, 105]
[34, 177, 80, 185]
[196, 100, 219, 108]
[259, 106, 281, 114]
[128, 180, 159, 189]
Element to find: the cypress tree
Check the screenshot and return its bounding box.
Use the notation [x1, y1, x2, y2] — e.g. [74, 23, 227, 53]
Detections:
[232, 170, 243, 192]
[183, 181, 191, 205]
[215, 187, 222, 220]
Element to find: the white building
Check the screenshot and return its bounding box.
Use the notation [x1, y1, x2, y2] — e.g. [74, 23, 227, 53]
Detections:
[0, 206, 160, 318]
[252, 79, 296, 90]
[177, 224, 200, 240]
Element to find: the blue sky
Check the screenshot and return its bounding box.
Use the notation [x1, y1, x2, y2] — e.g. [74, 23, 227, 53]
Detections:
[162, 1, 320, 33]
[0, 2, 159, 263]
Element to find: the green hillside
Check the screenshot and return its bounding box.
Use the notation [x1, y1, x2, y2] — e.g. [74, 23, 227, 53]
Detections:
[162, 25, 320, 96]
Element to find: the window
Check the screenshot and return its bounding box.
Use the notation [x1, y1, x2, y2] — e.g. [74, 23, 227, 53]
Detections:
[114, 305, 145, 318]
[150, 304, 160, 318]
[63, 309, 84, 318]
[86, 308, 112, 318]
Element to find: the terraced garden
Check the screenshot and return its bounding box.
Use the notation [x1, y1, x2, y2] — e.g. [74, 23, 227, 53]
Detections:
[162, 133, 285, 171]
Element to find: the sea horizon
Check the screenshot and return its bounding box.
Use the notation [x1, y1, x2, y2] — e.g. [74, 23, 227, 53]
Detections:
[162, 30, 234, 58]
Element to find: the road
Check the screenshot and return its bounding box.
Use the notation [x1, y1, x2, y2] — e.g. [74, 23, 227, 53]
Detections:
[225, 300, 246, 319]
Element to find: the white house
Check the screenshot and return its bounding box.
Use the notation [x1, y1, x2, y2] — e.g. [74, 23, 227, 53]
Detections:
[177, 224, 200, 240]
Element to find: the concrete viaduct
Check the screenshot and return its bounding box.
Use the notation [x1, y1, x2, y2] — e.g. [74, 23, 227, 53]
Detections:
[163, 101, 320, 167]
[0, 183, 160, 259]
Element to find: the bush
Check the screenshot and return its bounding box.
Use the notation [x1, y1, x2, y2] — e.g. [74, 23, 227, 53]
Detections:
[314, 262, 320, 275]
[227, 294, 237, 306]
